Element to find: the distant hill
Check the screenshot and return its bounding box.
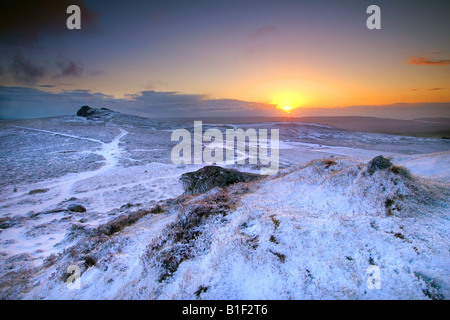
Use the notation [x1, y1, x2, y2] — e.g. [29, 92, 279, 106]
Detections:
[294, 116, 450, 138]
[189, 116, 450, 139]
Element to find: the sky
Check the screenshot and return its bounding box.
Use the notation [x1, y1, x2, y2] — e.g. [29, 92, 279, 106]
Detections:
[0, 0, 449, 119]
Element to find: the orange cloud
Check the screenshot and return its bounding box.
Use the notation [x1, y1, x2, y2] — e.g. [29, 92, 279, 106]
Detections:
[407, 56, 450, 66]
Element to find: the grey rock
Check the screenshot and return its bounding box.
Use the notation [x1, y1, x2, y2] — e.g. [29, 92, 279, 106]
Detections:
[180, 165, 261, 195]
[0, 219, 14, 229]
[76, 106, 114, 119]
[67, 204, 87, 213]
[76, 105, 92, 117]
[366, 155, 393, 176]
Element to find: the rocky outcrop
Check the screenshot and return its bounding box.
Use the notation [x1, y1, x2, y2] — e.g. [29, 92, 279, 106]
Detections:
[366, 155, 393, 176]
[76, 106, 113, 119]
[76, 106, 92, 117]
[180, 166, 262, 195]
[67, 204, 87, 213]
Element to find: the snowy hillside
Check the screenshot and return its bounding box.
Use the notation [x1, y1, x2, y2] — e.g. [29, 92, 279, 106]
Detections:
[0, 110, 448, 299]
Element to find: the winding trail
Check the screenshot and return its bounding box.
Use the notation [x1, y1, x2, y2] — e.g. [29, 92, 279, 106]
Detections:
[1, 127, 128, 215]
[12, 125, 104, 144]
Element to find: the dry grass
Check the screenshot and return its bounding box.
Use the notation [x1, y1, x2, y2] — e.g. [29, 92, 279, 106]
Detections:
[84, 255, 97, 268]
[390, 165, 412, 179]
[269, 235, 279, 244]
[145, 184, 255, 282]
[194, 285, 209, 299]
[269, 250, 286, 263]
[48, 202, 168, 282]
[97, 204, 165, 236]
[270, 215, 280, 230]
[322, 159, 337, 169]
[28, 188, 49, 195]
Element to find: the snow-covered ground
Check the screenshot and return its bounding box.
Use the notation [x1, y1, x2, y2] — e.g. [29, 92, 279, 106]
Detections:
[0, 112, 448, 299]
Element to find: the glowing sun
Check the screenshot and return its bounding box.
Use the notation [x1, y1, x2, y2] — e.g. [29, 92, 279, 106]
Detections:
[272, 92, 304, 113]
[280, 105, 292, 112]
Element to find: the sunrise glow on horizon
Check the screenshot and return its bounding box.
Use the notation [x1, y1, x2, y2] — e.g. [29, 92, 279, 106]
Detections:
[0, 0, 449, 119]
[271, 91, 307, 113]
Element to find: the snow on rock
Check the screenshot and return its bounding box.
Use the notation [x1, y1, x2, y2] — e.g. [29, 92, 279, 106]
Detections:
[180, 165, 262, 195]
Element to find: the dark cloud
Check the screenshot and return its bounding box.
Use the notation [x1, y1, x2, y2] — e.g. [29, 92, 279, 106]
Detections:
[407, 56, 450, 66]
[206, 99, 274, 116]
[2, 87, 448, 120]
[10, 54, 45, 84]
[124, 91, 275, 118]
[58, 88, 118, 102]
[124, 90, 208, 116]
[142, 80, 168, 90]
[0, 0, 96, 44]
[7, 55, 94, 83]
[0, 86, 119, 119]
[0, 87, 275, 119]
[0, 1, 97, 84]
[132, 90, 206, 106]
[56, 60, 84, 77]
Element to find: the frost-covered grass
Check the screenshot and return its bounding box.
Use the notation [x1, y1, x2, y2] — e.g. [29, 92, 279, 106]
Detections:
[0, 113, 448, 299]
[133, 158, 448, 300]
[7, 157, 448, 300]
